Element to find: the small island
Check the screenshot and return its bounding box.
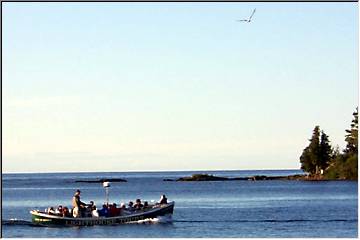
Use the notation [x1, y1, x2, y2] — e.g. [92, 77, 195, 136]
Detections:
[177, 174, 229, 181]
[75, 178, 127, 183]
[163, 173, 308, 182]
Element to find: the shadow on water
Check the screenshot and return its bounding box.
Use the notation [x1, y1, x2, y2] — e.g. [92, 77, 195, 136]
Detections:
[2, 217, 175, 228]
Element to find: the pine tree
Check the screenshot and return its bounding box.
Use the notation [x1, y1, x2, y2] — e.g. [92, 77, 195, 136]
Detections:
[319, 131, 332, 171]
[343, 107, 358, 179]
[323, 108, 358, 180]
[300, 126, 320, 174]
[344, 107, 358, 156]
[300, 126, 332, 175]
[300, 146, 314, 174]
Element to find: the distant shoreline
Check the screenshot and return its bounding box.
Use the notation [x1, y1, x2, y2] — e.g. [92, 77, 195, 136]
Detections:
[2, 169, 302, 175]
[164, 174, 357, 182]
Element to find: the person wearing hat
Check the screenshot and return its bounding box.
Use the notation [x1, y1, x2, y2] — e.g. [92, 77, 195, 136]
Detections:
[72, 189, 86, 217]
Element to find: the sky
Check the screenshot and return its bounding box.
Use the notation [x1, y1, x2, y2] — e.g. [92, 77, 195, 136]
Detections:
[2, 2, 358, 173]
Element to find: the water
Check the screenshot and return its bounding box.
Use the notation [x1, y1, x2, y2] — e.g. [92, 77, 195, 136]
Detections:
[2, 170, 358, 237]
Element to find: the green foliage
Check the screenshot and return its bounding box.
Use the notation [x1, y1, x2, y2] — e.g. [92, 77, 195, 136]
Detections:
[300, 146, 315, 173]
[324, 166, 339, 179]
[319, 131, 332, 170]
[322, 107, 358, 180]
[344, 107, 358, 155]
[300, 126, 332, 174]
[324, 154, 357, 180]
[324, 154, 345, 179]
[343, 155, 358, 180]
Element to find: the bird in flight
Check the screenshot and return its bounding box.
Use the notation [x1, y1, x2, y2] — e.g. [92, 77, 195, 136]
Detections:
[237, 8, 256, 23]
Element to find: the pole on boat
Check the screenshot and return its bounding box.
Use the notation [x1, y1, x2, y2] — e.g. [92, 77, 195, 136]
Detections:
[102, 181, 110, 205]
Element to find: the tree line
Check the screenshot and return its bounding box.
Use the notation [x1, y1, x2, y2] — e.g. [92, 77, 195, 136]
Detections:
[300, 107, 358, 180]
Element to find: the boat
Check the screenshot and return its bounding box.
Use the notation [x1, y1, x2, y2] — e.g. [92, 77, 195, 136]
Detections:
[30, 201, 175, 226]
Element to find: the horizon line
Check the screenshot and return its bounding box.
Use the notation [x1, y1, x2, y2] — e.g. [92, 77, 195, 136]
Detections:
[2, 167, 302, 174]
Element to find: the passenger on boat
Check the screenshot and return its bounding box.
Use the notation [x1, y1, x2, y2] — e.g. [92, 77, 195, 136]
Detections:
[91, 206, 99, 217]
[84, 208, 92, 217]
[119, 203, 126, 213]
[115, 203, 126, 215]
[47, 207, 56, 215]
[127, 201, 134, 211]
[109, 203, 121, 217]
[134, 199, 144, 210]
[55, 205, 63, 216]
[143, 201, 149, 209]
[72, 189, 87, 218]
[98, 204, 109, 217]
[90, 201, 97, 212]
[84, 201, 96, 217]
[62, 207, 71, 217]
[108, 203, 114, 216]
[159, 194, 168, 204]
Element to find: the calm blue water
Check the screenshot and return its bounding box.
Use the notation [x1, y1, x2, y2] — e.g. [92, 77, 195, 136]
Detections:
[2, 170, 358, 237]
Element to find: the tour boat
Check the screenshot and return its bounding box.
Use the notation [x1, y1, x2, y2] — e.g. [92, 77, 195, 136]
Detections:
[30, 201, 175, 226]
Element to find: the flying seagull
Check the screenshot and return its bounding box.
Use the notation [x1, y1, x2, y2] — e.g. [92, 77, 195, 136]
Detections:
[237, 8, 256, 23]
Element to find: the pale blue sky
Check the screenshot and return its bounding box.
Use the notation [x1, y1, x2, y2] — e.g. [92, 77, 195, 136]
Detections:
[3, 3, 358, 173]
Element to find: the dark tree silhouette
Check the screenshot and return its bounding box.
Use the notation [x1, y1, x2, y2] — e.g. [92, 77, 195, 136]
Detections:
[300, 126, 332, 175]
[344, 107, 358, 156]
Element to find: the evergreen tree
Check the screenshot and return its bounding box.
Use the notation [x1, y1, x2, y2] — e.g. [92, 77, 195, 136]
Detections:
[300, 126, 320, 174]
[300, 126, 332, 175]
[300, 146, 315, 173]
[343, 107, 358, 179]
[319, 131, 332, 170]
[324, 107, 358, 180]
[344, 107, 358, 155]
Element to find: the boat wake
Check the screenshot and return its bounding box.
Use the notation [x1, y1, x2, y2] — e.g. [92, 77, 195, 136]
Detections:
[128, 215, 173, 224]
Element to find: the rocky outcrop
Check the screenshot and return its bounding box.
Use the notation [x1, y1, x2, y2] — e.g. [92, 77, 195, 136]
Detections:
[75, 178, 127, 183]
[164, 174, 308, 182]
[176, 174, 229, 181]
